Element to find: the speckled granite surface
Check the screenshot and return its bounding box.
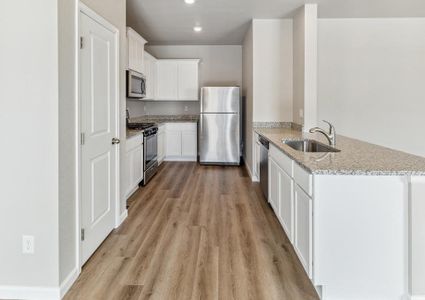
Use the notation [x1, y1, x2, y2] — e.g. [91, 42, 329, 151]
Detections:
[126, 115, 199, 139]
[255, 127, 425, 176]
[130, 114, 199, 124]
[253, 122, 292, 129]
[126, 129, 144, 139]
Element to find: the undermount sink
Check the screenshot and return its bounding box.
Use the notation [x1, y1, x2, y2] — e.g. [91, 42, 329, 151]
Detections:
[283, 139, 341, 153]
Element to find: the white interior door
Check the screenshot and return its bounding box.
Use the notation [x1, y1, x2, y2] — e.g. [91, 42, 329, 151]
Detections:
[80, 10, 118, 265]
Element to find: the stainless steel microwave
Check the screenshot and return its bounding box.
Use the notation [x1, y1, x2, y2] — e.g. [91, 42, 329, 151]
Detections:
[127, 70, 146, 98]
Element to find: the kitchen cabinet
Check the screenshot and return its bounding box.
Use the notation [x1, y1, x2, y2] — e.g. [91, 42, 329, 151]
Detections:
[143, 51, 157, 100]
[266, 141, 412, 299]
[279, 167, 294, 242]
[125, 135, 144, 199]
[157, 124, 165, 164]
[156, 59, 200, 101]
[156, 60, 178, 100]
[269, 143, 310, 277]
[252, 132, 261, 181]
[268, 158, 280, 214]
[164, 123, 197, 161]
[294, 184, 312, 277]
[177, 60, 199, 100]
[127, 27, 147, 74]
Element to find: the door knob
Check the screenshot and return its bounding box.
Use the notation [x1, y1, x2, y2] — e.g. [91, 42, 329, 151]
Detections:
[112, 138, 120, 145]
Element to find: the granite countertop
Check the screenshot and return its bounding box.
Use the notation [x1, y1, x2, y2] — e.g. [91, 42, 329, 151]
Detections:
[126, 129, 144, 139]
[126, 115, 199, 139]
[255, 127, 425, 176]
[130, 114, 199, 124]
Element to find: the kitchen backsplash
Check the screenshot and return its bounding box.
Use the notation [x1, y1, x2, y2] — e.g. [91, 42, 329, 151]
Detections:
[126, 99, 200, 117]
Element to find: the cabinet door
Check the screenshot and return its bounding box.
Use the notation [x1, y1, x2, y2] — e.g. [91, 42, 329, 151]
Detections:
[178, 61, 199, 100]
[268, 158, 280, 214]
[131, 145, 143, 187]
[166, 130, 181, 157]
[158, 131, 165, 163]
[156, 61, 178, 100]
[279, 169, 294, 242]
[294, 184, 313, 277]
[181, 130, 197, 158]
[124, 150, 132, 197]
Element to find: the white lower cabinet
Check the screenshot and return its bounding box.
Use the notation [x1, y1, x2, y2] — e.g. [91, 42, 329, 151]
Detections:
[269, 144, 311, 278]
[125, 135, 144, 199]
[164, 123, 197, 161]
[157, 124, 165, 164]
[268, 158, 280, 213]
[267, 143, 410, 299]
[294, 184, 312, 278]
[279, 168, 294, 242]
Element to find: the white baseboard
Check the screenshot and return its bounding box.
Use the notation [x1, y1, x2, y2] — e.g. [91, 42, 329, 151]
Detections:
[60, 268, 79, 298]
[0, 285, 60, 300]
[164, 156, 197, 162]
[410, 295, 425, 300]
[245, 161, 259, 182]
[116, 209, 128, 228]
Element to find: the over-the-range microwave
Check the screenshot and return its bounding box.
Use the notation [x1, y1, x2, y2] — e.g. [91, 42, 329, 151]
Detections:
[127, 69, 146, 98]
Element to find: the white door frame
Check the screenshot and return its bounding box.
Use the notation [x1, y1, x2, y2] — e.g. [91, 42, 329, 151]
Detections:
[76, 2, 121, 270]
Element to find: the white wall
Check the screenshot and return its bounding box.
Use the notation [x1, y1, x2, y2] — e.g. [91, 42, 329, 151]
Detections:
[128, 45, 243, 116]
[252, 19, 293, 122]
[58, 0, 77, 284]
[81, 0, 127, 212]
[242, 24, 254, 173]
[0, 0, 60, 288]
[318, 18, 425, 157]
[293, 4, 318, 130]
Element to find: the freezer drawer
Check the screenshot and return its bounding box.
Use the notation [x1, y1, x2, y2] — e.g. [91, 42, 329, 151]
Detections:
[199, 113, 240, 164]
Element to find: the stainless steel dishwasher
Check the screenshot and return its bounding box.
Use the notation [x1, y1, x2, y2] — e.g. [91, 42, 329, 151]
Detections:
[259, 137, 269, 201]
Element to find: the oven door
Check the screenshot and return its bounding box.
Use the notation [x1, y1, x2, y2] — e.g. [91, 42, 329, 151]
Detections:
[144, 133, 158, 171]
[127, 70, 146, 98]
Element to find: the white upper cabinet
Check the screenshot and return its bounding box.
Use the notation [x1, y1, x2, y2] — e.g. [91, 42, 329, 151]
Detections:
[156, 59, 200, 101]
[178, 60, 199, 100]
[143, 51, 157, 100]
[156, 60, 179, 100]
[127, 27, 147, 74]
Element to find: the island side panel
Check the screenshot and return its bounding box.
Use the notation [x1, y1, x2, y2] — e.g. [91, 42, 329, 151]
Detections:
[313, 175, 408, 300]
[409, 176, 425, 298]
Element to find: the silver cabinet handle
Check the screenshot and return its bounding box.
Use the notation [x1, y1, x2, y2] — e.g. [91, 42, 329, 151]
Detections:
[112, 138, 120, 145]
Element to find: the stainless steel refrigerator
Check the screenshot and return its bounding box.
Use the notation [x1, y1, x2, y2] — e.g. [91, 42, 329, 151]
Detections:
[199, 87, 240, 165]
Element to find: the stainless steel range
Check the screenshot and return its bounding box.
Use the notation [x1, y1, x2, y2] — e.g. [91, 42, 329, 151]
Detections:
[127, 122, 158, 185]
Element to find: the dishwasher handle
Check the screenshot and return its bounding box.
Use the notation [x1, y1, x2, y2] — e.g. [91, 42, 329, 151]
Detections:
[259, 137, 269, 149]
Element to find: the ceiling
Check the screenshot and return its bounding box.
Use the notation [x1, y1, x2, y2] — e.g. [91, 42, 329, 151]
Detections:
[127, 0, 425, 45]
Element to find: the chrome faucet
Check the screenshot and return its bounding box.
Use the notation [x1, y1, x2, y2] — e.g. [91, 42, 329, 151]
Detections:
[309, 120, 336, 146]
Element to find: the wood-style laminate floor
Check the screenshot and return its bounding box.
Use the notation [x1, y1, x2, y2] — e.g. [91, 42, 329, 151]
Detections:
[65, 162, 319, 300]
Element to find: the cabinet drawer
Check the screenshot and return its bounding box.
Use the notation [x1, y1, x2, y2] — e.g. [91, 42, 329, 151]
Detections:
[126, 135, 143, 152]
[294, 163, 312, 197]
[270, 144, 293, 178]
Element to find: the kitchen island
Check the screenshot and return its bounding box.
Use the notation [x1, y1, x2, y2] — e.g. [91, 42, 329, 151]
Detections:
[254, 127, 425, 300]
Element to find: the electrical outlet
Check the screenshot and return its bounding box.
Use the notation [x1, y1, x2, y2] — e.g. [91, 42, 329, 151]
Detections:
[184, 106, 188, 112]
[22, 235, 34, 254]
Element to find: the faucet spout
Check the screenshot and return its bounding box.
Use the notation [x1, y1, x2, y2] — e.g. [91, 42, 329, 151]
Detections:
[309, 120, 336, 146]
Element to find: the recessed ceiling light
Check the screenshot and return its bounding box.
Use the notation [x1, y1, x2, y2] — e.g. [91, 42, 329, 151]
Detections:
[185, 0, 195, 4]
[193, 26, 202, 32]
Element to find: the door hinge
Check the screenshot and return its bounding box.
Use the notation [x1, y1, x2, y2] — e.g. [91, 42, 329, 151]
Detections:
[80, 132, 85, 145]
[81, 228, 85, 241]
[80, 36, 84, 49]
